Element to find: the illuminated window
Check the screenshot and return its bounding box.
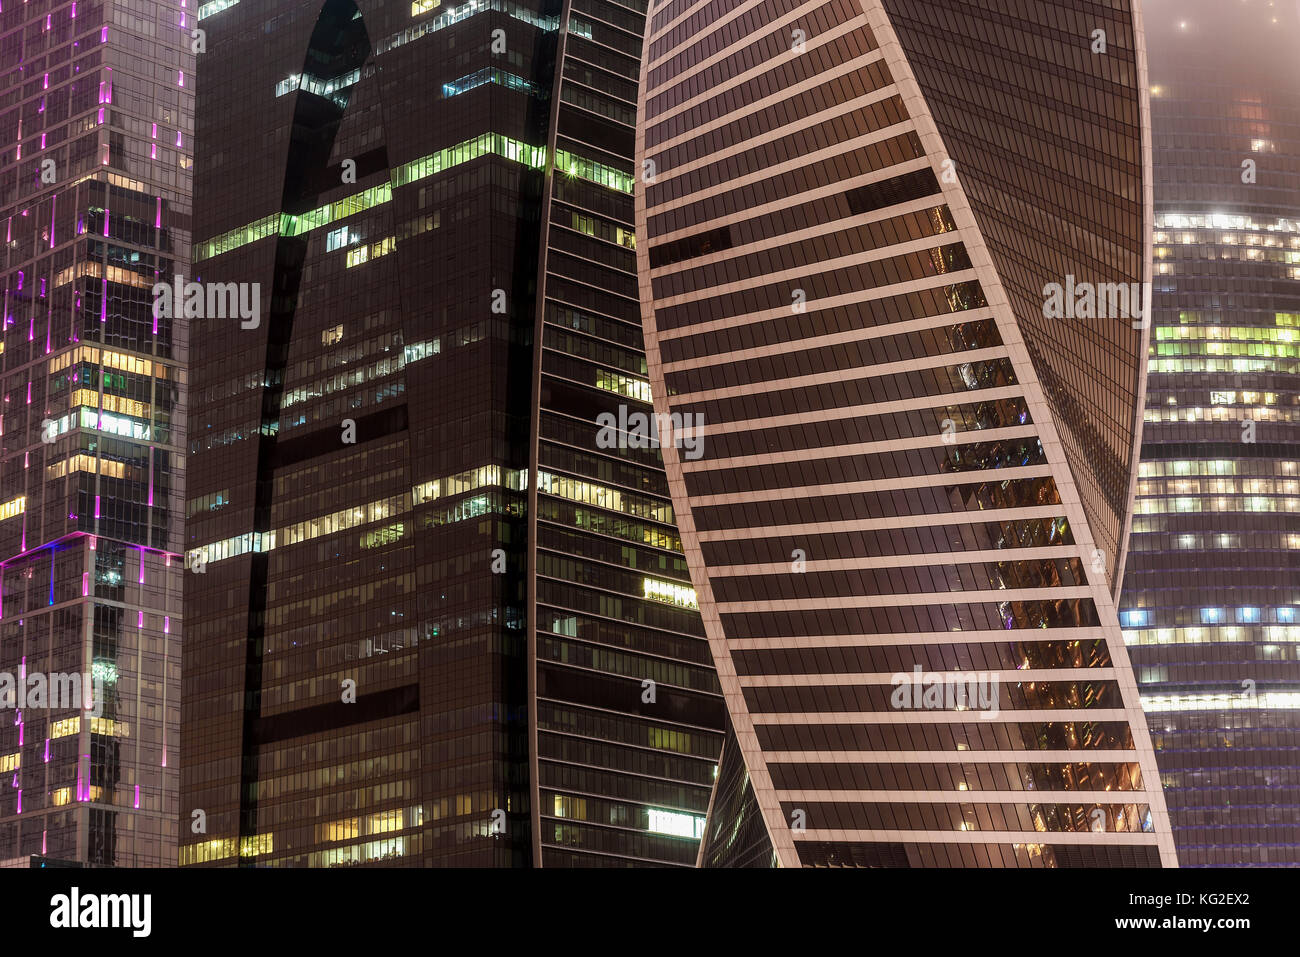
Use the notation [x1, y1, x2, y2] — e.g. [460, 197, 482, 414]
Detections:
[199, 134, 555, 261]
[325, 226, 354, 251]
[647, 808, 705, 839]
[186, 489, 230, 518]
[555, 148, 634, 194]
[90, 718, 130, 737]
[327, 819, 359, 842]
[240, 833, 274, 857]
[442, 68, 538, 98]
[50, 717, 81, 739]
[0, 496, 26, 522]
[346, 236, 395, 268]
[197, 0, 239, 19]
[360, 522, 406, 549]
[179, 839, 237, 865]
[595, 369, 653, 403]
[368, 809, 404, 834]
[552, 795, 587, 820]
[643, 576, 698, 610]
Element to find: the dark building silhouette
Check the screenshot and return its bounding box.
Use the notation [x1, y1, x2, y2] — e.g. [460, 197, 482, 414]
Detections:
[1120, 0, 1300, 867]
[0, 0, 191, 866]
[635, 0, 1176, 867]
[182, 0, 721, 867]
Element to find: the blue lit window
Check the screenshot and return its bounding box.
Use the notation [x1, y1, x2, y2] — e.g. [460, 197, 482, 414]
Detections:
[1236, 607, 1260, 623]
[442, 68, 537, 98]
[1120, 610, 1149, 628]
[1200, 608, 1223, 623]
[1278, 608, 1296, 623]
[326, 226, 356, 251]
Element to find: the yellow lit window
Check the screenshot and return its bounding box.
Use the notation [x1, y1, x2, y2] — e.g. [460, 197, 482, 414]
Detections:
[643, 576, 698, 609]
[327, 818, 359, 842]
[368, 809, 403, 834]
[90, 717, 130, 737]
[50, 717, 81, 739]
[240, 833, 274, 857]
[179, 839, 237, 865]
[0, 496, 25, 522]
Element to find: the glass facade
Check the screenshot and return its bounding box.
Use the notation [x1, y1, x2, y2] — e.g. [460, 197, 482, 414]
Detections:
[637, 0, 1174, 867]
[533, 0, 723, 866]
[1119, 0, 1300, 866]
[0, 0, 191, 866]
[182, 0, 721, 868]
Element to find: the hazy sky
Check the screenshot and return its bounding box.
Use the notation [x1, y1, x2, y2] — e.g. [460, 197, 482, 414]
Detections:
[1143, 0, 1300, 84]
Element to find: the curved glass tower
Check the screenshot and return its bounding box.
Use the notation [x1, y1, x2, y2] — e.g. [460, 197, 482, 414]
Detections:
[635, 0, 1176, 867]
[1120, 0, 1300, 867]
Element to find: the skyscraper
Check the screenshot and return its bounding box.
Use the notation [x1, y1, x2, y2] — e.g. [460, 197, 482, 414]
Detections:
[532, 2, 725, 866]
[182, 0, 721, 868]
[1120, 0, 1300, 867]
[0, 0, 191, 866]
[635, 0, 1176, 867]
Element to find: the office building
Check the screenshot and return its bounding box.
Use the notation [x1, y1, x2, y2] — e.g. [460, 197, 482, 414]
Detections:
[1119, 0, 1300, 867]
[182, 0, 721, 867]
[635, 0, 1176, 867]
[0, 0, 191, 866]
